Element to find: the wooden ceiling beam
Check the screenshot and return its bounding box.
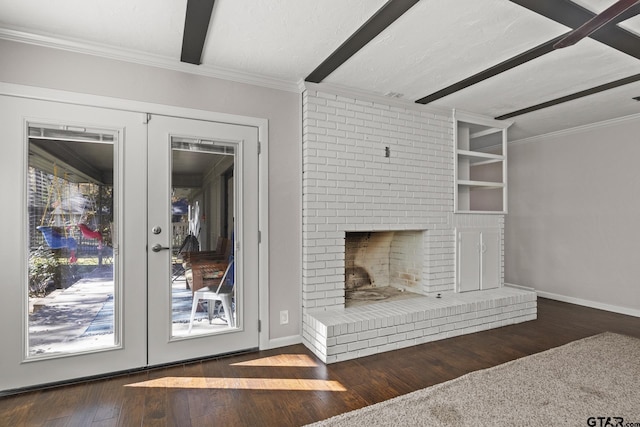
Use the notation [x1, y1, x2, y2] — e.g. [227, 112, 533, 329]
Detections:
[511, 0, 640, 58]
[180, 0, 216, 65]
[415, 35, 563, 105]
[415, 0, 640, 105]
[554, 0, 640, 49]
[495, 73, 640, 120]
[305, 0, 420, 83]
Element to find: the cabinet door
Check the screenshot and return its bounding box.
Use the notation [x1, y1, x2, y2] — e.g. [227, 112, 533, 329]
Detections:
[481, 230, 501, 289]
[457, 230, 480, 292]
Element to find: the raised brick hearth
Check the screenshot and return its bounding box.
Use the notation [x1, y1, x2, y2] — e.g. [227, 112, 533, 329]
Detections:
[301, 86, 536, 363]
[305, 287, 536, 363]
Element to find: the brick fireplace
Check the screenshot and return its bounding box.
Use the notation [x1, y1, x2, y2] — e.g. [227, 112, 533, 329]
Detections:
[301, 85, 536, 363]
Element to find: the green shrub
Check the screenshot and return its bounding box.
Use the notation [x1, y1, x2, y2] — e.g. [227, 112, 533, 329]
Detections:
[28, 246, 60, 297]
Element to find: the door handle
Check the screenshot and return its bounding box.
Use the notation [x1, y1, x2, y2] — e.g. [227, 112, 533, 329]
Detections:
[151, 244, 170, 252]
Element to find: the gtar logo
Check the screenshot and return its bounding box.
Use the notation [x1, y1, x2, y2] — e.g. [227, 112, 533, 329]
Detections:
[587, 417, 624, 427]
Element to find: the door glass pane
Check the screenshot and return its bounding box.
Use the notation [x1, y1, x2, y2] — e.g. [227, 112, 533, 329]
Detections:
[170, 137, 236, 338]
[27, 124, 117, 357]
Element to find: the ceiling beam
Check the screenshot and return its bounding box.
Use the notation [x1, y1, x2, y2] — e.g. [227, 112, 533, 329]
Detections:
[415, 0, 640, 105]
[180, 0, 216, 65]
[415, 35, 564, 105]
[305, 0, 421, 83]
[511, 0, 640, 58]
[554, 0, 640, 49]
[495, 73, 640, 120]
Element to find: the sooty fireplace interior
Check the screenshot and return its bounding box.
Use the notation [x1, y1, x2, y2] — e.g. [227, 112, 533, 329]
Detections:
[344, 230, 424, 307]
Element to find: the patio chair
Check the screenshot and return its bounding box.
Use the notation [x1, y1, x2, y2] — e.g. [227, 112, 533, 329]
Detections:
[188, 259, 235, 333]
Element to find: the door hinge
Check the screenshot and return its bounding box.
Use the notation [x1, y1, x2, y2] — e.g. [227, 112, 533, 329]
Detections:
[258, 230, 261, 243]
[258, 320, 262, 332]
[258, 141, 261, 155]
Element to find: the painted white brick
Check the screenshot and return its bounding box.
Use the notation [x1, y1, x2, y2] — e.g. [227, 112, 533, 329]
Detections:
[369, 336, 389, 347]
[301, 88, 524, 362]
[347, 341, 368, 352]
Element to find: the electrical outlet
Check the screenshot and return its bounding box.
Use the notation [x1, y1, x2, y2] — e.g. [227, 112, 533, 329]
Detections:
[279, 310, 289, 325]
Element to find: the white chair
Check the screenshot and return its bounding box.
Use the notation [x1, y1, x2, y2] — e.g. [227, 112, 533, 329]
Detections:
[188, 260, 235, 333]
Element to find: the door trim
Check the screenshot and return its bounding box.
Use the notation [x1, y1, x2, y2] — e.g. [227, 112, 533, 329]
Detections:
[0, 82, 270, 351]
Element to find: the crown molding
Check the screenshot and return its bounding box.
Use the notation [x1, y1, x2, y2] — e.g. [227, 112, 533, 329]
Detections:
[510, 112, 640, 145]
[0, 27, 301, 94]
[454, 109, 513, 129]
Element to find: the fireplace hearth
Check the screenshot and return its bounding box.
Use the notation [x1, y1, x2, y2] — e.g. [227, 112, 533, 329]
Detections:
[345, 286, 423, 308]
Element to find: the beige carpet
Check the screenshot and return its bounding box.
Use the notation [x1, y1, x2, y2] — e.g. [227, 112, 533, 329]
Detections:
[308, 333, 640, 427]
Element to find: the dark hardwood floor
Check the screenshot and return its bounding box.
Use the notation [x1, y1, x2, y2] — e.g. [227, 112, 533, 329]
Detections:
[2, 297, 639, 426]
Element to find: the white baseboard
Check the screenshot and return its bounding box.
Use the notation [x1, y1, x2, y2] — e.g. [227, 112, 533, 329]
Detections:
[265, 335, 303, 350]
[505, 283, 535, 292]
[536, 290, 640, 318]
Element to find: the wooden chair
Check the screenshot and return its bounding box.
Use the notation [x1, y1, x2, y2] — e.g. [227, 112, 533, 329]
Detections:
[189, 258, 228, 294]
[182, 237, 231, 292]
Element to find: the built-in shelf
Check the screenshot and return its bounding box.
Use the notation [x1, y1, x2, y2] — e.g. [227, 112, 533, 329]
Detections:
[454, 111, 512, 214]
[457, 180, 505, 189]
[457, 150, 504, 166]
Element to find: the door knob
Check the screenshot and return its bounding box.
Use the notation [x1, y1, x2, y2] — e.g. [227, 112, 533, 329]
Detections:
[151, 244, 170, 252]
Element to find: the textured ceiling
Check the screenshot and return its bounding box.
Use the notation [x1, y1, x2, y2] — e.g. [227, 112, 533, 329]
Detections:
[0, 0, 639, 141]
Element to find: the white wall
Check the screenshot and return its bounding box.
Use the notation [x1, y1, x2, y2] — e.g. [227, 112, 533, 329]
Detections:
[0, 39, 302, 341]
[505, 116, 640, 313]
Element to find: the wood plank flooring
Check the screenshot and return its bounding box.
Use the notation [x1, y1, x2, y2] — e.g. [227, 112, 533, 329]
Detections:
[1, 298, 639, 426]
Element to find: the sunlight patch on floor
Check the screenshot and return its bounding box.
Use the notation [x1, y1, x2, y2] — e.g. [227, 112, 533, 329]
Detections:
[125, 377, 346, 391]
[230, 354, 319, 367]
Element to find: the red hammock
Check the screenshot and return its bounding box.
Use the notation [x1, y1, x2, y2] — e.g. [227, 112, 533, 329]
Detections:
[77, 223, 103, 249]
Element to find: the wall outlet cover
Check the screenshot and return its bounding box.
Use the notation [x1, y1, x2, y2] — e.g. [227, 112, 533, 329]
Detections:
[279, 310, 289, 325]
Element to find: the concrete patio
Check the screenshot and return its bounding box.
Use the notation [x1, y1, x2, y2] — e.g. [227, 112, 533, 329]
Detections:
[28, 266, 233, 356]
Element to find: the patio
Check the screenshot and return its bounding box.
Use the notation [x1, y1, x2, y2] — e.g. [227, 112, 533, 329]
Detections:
[28, 264, 233, 356]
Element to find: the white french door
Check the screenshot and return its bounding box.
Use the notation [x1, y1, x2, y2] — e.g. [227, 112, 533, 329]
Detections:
[0, 95, 260, 392]
[146, 114, 259, 365]
[0, 95, 147, 391]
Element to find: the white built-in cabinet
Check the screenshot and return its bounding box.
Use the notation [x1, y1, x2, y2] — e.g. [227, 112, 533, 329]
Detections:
[454, 111, 512, 214]
[456, 228, 501, 292]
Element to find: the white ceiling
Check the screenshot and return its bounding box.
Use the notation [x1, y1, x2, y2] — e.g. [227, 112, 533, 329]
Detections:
[1, 0, 639, 140]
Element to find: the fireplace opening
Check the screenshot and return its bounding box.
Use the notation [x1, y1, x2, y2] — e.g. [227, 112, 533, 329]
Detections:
[344, 230, 424, 307]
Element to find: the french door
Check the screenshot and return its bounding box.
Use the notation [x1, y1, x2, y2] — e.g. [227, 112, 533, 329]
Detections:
[147, 114, 259, 365]
[0, 95, 259, 392]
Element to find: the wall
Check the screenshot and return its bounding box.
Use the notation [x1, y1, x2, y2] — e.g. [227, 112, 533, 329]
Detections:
[506, 116, 640, 314]
[389, 230, 424, 290]
[345, 232, 393, 289]
[0, 39, 302, 341]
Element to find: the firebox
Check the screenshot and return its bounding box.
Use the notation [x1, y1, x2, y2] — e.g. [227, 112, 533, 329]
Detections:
[344, 230, 424, 307]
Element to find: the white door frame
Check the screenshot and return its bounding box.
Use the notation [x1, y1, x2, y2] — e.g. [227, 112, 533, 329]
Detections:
[0, 82, 271, 351]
